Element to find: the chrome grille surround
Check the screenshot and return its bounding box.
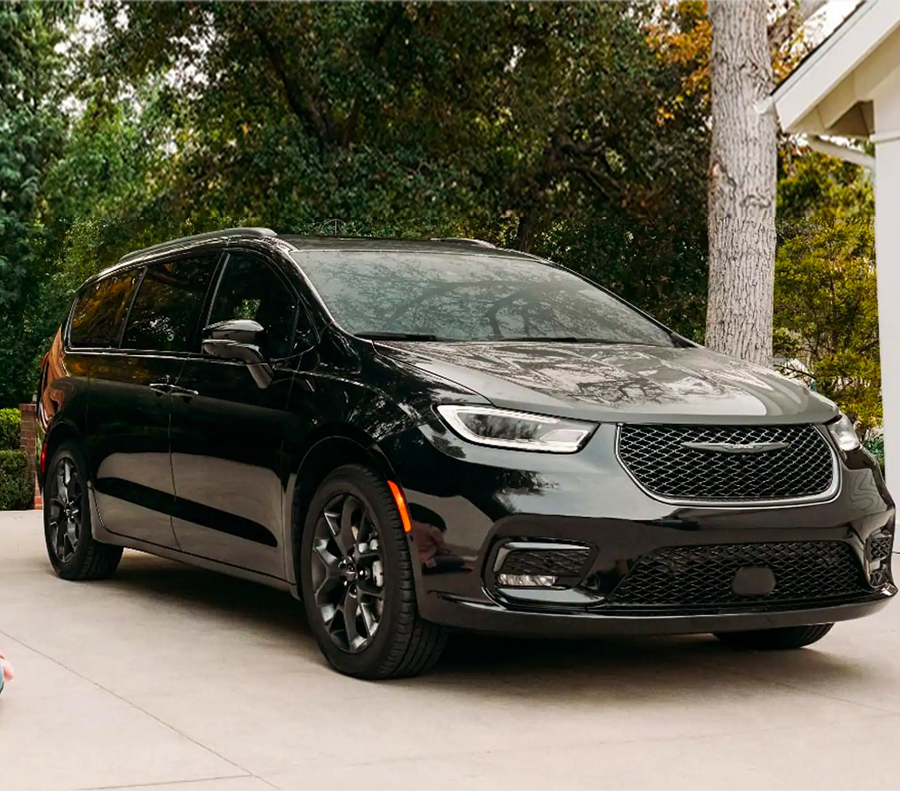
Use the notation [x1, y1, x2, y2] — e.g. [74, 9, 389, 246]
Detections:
[615, 423, 839, 507]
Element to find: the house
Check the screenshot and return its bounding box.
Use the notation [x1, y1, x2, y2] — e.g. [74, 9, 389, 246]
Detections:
[772, 0, 900, 483]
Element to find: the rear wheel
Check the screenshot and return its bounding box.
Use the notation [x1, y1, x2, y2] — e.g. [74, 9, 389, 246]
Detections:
[714, 623, 834, 650]
[44, 442, 122, 581]
[299, 464, 446, 679]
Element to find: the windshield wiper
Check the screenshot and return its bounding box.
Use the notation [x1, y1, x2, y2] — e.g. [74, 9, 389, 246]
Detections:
[355, 332, 443, 342]
[496, 336, 628, 344]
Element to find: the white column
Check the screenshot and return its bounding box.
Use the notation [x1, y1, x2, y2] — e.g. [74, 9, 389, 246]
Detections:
[873, 72, 900, 487]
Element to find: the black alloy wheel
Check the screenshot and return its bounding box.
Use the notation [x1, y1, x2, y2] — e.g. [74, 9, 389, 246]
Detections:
[47, 456, 83, 565]
[311, 491, 386, 653]
[300, 464, 446, 679]
[44, 442, 122, 581]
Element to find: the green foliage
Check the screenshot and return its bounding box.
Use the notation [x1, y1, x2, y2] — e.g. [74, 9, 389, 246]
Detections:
[864, 434, 885, 474]
[775, 149, 880, 434]
[0, 450, 31, 510]
[42, 1, 709, 341]
[0, 409, 20, 451]
[0, 0, 880, 427]
[0, 3, 74, 407]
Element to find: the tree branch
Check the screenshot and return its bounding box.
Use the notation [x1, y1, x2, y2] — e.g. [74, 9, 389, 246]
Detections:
[342, 3, 406, 146]
[768, 0, 828, 52]
[245, 12, 332, 144]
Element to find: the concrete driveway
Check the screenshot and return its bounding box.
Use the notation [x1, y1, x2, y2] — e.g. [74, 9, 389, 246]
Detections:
[2, 509, 900, 790]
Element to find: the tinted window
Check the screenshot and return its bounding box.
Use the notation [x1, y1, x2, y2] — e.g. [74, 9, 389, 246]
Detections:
[293, 251, 674, 346]
[70, 270, 140, 348]
[122, 256, 218, 352]
[209, 253, 299, 359]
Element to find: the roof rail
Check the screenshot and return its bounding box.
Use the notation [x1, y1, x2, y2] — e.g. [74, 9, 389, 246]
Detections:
[119, 227, 277, 264]
[429, 237, 496, 248]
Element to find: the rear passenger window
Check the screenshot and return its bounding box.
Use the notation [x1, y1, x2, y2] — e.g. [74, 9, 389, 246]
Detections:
[122, 255, 218, 352]
[69, 270, 140, 348]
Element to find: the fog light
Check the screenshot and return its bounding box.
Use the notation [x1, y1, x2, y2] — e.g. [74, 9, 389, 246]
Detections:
[496, 573, 558, 587]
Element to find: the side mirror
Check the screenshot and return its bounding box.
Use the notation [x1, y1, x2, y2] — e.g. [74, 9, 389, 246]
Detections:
[204, 318, 264, 345]
[202, 319, 273, 389]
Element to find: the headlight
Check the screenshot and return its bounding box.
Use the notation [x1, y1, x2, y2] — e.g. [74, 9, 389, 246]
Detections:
[435, 405, 596, 453]
[827, 414, 861, 451]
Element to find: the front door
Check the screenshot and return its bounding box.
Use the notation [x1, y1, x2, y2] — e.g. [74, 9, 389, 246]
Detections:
[169, 250, 301, 578]
[89, 253, 221, 549]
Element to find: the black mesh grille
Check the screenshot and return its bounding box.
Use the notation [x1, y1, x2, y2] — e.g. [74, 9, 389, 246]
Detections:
[868, 535, 894, 561]
[609, 541, 869, 608]
[617, 424, 834, 502]
[499, 549, 590, 578]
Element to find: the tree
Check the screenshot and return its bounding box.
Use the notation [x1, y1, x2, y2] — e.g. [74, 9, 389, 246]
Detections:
[0, 3, 72, 407]
[705, 0, 827, 366]
[706, 0, 777, 366]
[51, 2, 711, 332]
[774, 149, 880, 435]
[0, 2, 715, 404]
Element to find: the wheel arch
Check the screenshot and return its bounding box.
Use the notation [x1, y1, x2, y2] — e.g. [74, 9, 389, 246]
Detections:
[40, 420, 82, 492]
[286, 428, 398, 590]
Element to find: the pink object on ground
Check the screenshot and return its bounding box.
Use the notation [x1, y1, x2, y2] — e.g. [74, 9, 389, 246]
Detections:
[0, 650, 13, 685]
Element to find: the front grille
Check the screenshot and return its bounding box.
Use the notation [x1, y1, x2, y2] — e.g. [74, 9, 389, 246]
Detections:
[499, 549, 590, 578]
[608, 541, 870, 608]
[617, 423, 835, 502]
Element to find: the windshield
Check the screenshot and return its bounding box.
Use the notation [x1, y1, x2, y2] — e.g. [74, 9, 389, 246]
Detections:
[292, 250, 673, 346]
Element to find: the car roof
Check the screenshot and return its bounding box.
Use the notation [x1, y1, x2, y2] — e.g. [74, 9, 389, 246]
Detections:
[90, 228, 547, 284]
[281, 235, 530, 259]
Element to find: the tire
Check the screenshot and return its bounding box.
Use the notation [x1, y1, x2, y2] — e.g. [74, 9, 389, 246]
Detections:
[714, 623, 834, 651]
[299, 464, 447, 679]
[44, 441, 123, 581]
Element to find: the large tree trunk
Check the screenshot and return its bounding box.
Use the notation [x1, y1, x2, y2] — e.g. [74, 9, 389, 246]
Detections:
[706, 1, 777, 367]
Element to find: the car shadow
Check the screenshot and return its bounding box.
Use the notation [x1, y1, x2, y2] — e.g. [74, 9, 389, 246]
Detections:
[104, 551, 875, 698]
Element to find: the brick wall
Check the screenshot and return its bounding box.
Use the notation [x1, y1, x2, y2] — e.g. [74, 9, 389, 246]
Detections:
[19, 403, 38, 510]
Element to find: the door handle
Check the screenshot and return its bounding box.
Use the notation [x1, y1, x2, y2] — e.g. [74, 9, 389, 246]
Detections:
[169, 386, 199, 401]
[148, 381, 175, 396]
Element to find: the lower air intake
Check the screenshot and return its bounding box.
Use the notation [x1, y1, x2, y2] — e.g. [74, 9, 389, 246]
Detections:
[609, 541, 870, 608]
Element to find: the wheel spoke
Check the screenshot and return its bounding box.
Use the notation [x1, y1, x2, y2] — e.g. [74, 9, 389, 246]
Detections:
[359, 600, 378, 638]
[55, 467, 68, 507]
[356, 514, 374, 545]
[355, 549, 380, 564]
[336, 496, 360, 557]
[312, 538, 341, 575]
[315, 576, 344, 605]
[66, 519, 78, 548]
[56, 520, 67, 558]
[341, 587, 362, 650]
[320, 602, 338, 628]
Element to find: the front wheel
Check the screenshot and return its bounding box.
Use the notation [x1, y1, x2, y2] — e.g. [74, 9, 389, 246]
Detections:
[44, 442, 122, 581]
[299, 464, 446, 679]
[714, 623, 834, 650]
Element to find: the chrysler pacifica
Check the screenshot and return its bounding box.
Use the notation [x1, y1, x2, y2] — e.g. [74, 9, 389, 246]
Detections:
[38, 227, 895, 678]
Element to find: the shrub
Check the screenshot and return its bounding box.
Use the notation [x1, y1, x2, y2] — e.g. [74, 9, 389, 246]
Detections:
[0, 409, 20, 451]
[864, 435, 886, 476]
[0, 450, 32, 510]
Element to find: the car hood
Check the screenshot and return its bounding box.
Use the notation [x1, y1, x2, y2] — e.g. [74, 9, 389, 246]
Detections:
[376, 341, 839, 425]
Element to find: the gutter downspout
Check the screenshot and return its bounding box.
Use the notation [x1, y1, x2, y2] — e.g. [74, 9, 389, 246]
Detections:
[807, 135, 876, 172]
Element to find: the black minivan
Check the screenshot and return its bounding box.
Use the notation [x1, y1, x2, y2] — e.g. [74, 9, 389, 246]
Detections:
[38, 227, 895, 678]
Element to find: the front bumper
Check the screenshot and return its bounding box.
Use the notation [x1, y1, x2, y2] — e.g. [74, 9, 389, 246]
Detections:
[382, 422, 896, 636]
[421, 589, 894, 636]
